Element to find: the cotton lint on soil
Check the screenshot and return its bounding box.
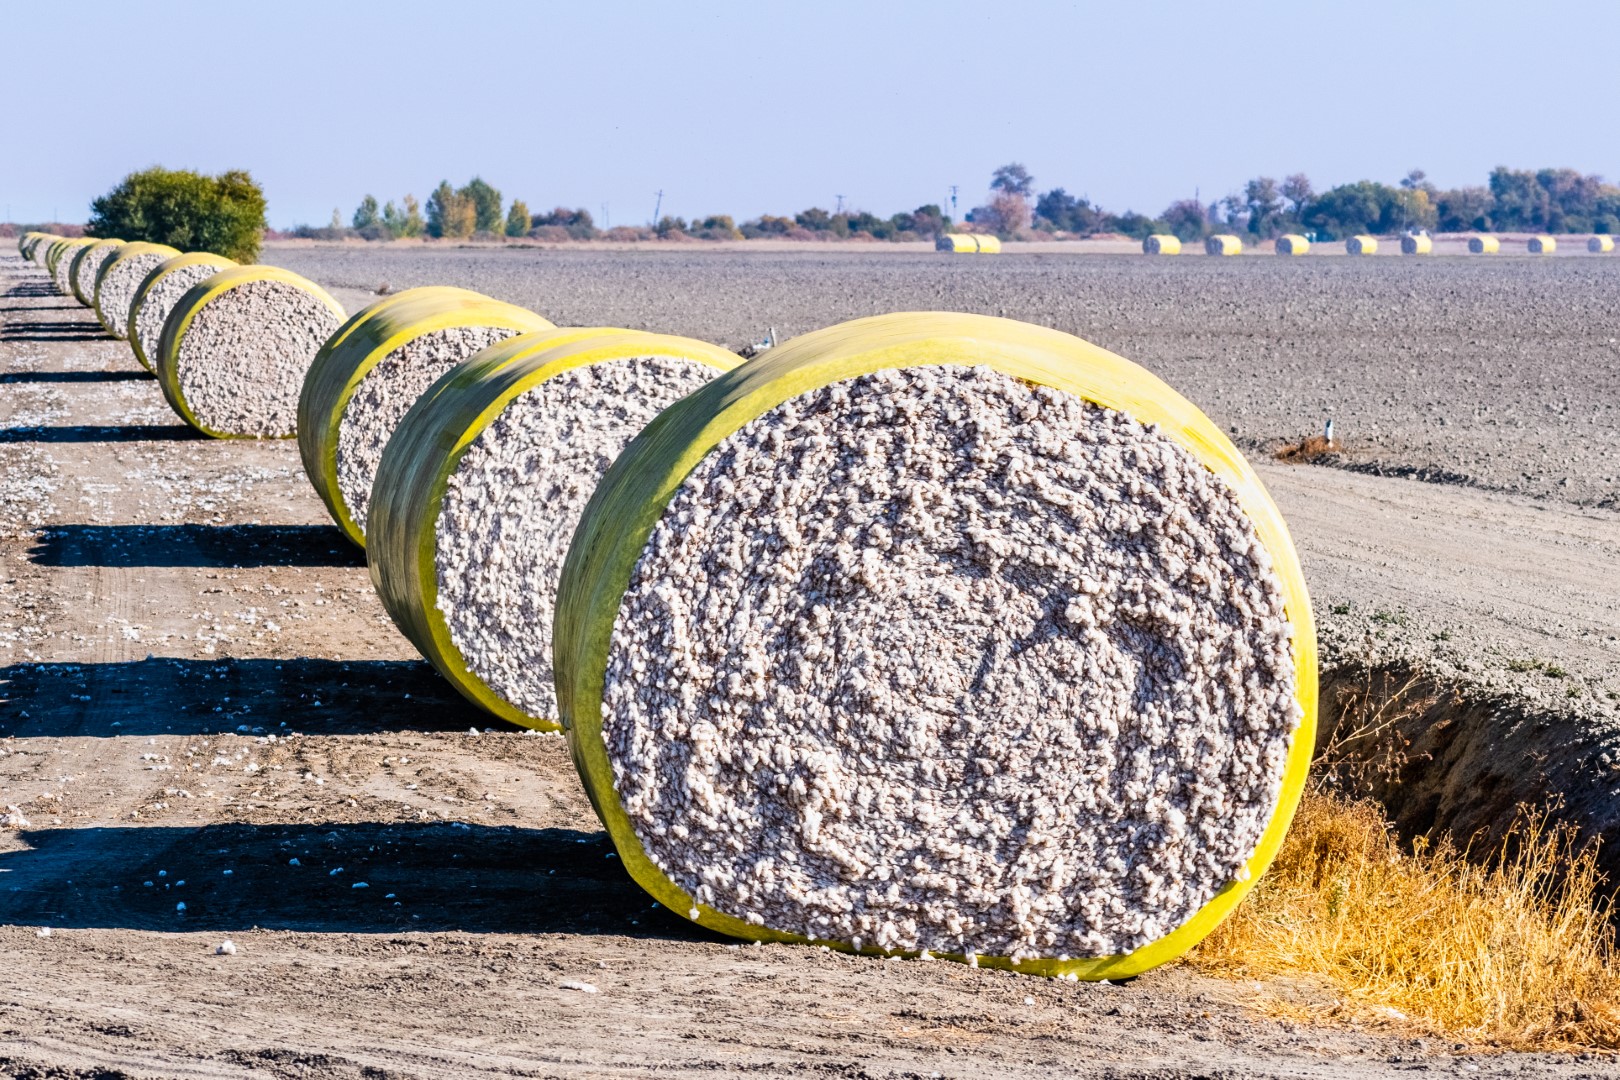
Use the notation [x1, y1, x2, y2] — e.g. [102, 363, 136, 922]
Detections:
[97, 249, 176, 339]
[132, 258, 234, 372]
[336, 325, 523, 535]
[434, 356, 718, 720]
[601, 364, 1300, 962]
[170, 279, 344, 437]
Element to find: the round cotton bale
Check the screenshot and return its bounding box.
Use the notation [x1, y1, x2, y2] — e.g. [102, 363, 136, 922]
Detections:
[127, 253, 238, 373]
[1528, 236, 1557, 254]
[69, 239, 126, 306]
[1588, 236, 1615, 254]
[27, 232, 63, 265]
[554, 310, 1317, 980]
[1345, 235, 1378, 256]
[93, 242, 181, 340]
[1205, 234, 1242, 256]
[1468, 235, 1500, 254]
[369, 327, 741, 729]
[1400, 234, 1433, 255]
[1274, 235, 1309, 256]
[297, 287, 556, 547]
[155, 266, 346, 439]
[1142, 235, 1181, 255]
[49, 238, 97, 295]
[19, 232, 49, 260]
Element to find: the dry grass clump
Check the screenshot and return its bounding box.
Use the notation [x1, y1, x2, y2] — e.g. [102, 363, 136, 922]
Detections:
[1192, 789, 1620, 1051]
[1274, 434, 1340, 464]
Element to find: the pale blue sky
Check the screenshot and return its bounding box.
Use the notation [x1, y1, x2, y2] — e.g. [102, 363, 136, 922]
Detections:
[7, 1, 1618, 227]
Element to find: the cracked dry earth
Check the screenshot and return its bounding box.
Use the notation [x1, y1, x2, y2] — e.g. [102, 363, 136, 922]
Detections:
[2, 250, 1619, 1078]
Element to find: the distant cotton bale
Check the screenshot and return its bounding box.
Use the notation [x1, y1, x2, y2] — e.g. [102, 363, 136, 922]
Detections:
[1346, 236, 1378, 256]
[1400, 235, 1433, 255]
[19, 232, 52, 261]
[369, 327, 741, 728]
[69, 239, 126, 306]
[1143, 235, 1181, 255]
[94, 242, 181, 340]
[298, 287, 555, 546]
[156, 266, 346, 439]
[1589, 236, 1615, 254]
[1468, 236, 1500, 254]
[128, 253, 239, 373]
[1275, 235, 1309, 255]
[49, 239, 97, 295]
[1205, 234, 1242, 256]
[974, 235, 1003, 253]
[1528, 236, 1557, 254]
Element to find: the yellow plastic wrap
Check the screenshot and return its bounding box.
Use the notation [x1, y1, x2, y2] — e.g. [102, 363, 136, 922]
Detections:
[69, 239, 126, 306]
[1468, 235, 1500, 254]
[127, 253, 239, 372]
[1205, 234, 1242, 255]
[1143, 235, 1181, 255]
[935, 233, 1000, 253]
[1275, 234, 1309, 255]
[155, 265, 345, 439]
[368, 327, 743, 728]
[297, 287, 555, 547]
[1529, 236, 1557, 254]
[19, 232, 50, 260]
[93, 242, 181, 338]
[1400, 234, 1433, 255]
[554, 310, 1318, 981]
[49, 239, 97, 295]
[1588, 236, 1614, 253]
[1346, 235, 1378, 255]
[27, 232, 63, 264]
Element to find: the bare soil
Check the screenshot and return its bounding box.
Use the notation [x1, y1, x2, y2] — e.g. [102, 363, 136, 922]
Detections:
[3, 250, 1617, 1078]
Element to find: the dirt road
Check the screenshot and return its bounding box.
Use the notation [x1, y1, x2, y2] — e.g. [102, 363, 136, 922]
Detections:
[2, 251, 1614, 1078]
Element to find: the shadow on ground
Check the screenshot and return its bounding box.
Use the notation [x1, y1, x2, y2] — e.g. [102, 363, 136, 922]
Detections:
[0, 321, 116, 342]
[0, 423, 197, 443]
[0, 821, 705, 938]
[0, 370, 150, 383]
[30, 524, 364, 568]
[0, 657, 485, 738]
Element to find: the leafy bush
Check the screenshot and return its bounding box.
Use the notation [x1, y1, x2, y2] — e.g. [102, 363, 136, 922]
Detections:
[654, 216, 688, 238]
[693, 215, 742, 240]
[87, 166, 267, 262]
[531, 207, 598, 240]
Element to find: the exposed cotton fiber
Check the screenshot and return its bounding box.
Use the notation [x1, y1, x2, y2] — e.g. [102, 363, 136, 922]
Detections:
[600, 364, 1300, 962]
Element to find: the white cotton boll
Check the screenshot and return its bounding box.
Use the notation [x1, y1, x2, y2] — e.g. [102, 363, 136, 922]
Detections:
[216, 940, 237, 955]
[600, 366, 1297, 961]
[559, 980, 599, 994]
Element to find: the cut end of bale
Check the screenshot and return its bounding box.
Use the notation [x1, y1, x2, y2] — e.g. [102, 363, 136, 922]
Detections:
[599, 364, 1301, 963]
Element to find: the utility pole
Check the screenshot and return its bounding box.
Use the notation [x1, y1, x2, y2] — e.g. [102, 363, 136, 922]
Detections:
[835, 194, 845, 214]
[651, 190, 663, 225]
[602, 203, 610, 229]
[949, 185, 958, 216]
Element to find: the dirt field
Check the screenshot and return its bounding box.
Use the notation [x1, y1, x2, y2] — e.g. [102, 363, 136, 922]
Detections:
[3, 247, 1618, 1078]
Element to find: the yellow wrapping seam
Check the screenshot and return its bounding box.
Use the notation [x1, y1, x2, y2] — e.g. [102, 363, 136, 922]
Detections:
[155, 265, 345, 440]
[93, 242, 180, 338]
[369, 328, 743, 729]
[296, 287, 555, 548]
[70, 239, 126, 306]
[127, 253, 239, 372]
[554, 311, 1318, 981]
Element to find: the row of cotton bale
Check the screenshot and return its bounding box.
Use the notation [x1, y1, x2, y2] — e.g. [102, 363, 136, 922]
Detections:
[1138, 230, 1615, 256]
[14, 231, 1318, 983]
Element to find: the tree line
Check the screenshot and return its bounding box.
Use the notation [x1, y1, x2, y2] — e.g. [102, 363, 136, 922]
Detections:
[295, 164, 1620, 246]
[970, 163, 1620, 242]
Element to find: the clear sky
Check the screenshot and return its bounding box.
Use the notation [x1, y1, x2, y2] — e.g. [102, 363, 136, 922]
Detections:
[7, 0, 1619, 228]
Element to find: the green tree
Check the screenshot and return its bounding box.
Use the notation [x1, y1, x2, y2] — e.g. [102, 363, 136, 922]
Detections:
[505, 200, 530, 237]
[1034, 189, 1101, 234]
[1434, 187, 1494, 232]
[1241, 177, 1285, 237]
[383, 195, 426, 238]
[990, 163, 1035, 197]
[1159, 198, 1208, 241]
[87, 166, 268, 262]
[353, 195, 380, 230]
[459, 177, 503, 234]
[427, 181, 476, 239]
[1281, 174, 1314, 223]
[1301, 180, 1405, 240]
